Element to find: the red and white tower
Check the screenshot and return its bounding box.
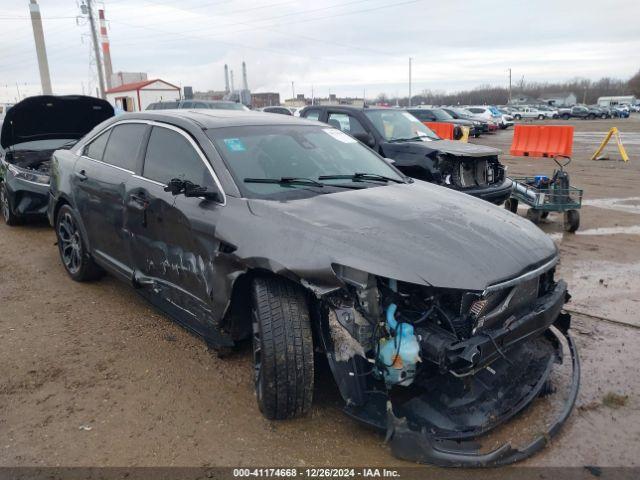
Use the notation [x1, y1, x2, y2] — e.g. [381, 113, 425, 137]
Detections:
[98, 8, 113, 89]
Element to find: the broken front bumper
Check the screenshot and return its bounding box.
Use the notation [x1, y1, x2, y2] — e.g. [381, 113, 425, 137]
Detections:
[340, 282, 579, 467]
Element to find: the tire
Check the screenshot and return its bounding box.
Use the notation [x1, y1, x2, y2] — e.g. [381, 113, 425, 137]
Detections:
[504, 198, 518, 213]
[538, 114, 545, 120]
[588, 114, 596, 120]
[601, 114, 607, 119]
[1, 182, 22, 226]
[55, 205, 103, 281]
[526, 208, 542, 223]
[251, 276, 314, 420]
[564, 210, 580, 233]
[540, 211, 550, 219]
[514, 114, 522, 120]
[561, 114, 570, 120]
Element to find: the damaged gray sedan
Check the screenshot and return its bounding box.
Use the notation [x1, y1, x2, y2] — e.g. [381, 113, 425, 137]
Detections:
[49, 110, 579, 467]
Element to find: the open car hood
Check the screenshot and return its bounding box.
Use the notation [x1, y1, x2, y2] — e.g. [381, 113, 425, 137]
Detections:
[1, 95, 114, 149]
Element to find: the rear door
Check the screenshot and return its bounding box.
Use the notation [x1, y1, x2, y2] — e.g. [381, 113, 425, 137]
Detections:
[74, 122, 147, 278]
[124, 123, 226, 335]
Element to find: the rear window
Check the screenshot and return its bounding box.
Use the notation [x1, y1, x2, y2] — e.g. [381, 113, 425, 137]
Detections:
[102, 124, 147, 171]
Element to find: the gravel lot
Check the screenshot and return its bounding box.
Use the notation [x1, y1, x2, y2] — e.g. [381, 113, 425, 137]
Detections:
[1, 117, 639, 468]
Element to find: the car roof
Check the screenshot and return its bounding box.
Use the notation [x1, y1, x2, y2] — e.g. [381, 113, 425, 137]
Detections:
[112, 109, 323, 129]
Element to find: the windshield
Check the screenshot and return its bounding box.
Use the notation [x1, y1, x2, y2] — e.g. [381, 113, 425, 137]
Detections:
[431, 109, 455, 121]
[207, 125, 404, 200]
[210, 102, 249, 111]
[364, 110, 439, 141]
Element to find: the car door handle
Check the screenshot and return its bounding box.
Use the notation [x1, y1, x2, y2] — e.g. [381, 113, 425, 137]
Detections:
[74, 170, 88, 181]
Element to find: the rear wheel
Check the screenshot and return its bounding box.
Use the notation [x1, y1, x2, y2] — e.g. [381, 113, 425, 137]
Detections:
[526, 208, 542, 223]
[504, 198, 519, 213]
[537, 114, 545, 120]
[251, 276, 314, 420]
[561, 114, 570, 120]
[55, 205, 103, 281]
[564, 210, 580, 233]
[514, 114, 522, 120]
[1, 183, 22, 226]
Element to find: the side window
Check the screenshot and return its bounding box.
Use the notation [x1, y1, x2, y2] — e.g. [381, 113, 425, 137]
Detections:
[143, 126, 214, 188]
[303, 109, 321, 121]
[83, 130, 111, 161]
[102, 124, 147, 171]
[327, 112, 350, 132]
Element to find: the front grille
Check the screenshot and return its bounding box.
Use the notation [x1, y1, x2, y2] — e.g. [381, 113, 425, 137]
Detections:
[473, 275, 541, 333]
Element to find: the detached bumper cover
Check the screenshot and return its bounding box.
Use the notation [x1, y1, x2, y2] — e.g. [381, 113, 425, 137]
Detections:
[386, 326, 580, 467]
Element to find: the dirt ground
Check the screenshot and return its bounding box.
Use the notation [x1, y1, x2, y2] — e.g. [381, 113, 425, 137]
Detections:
[1, 117, 639, 468]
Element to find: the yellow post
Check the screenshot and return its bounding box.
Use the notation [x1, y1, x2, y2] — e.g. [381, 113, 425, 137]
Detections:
[591, 127, 629, 162]
[459, 126, 470, 143]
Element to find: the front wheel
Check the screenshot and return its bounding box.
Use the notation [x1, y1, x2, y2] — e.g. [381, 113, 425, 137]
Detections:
[514, 114, 522, 120]
[1, 182, 22, 226]
[251, 277, 314, 420]
[564, 210, 580, 233]
[55, 205, 103, 281]
[504, 198, 519, 213]
[561, 114, 570, 120]
[538, 114, 545, 120]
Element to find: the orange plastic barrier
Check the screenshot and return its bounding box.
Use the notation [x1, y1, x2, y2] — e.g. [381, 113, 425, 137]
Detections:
[509, 125, 574, 158]
[424, 122, 455, 140]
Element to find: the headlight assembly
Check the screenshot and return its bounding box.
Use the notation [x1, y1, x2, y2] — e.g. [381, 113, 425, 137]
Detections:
[8, 163, 50, 185]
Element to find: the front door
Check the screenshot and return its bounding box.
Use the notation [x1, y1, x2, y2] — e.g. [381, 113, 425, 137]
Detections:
[124, 124, 226, 341]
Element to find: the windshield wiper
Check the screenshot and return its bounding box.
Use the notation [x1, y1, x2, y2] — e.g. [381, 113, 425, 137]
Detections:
[244, 177, 326, 187]
[389, 135, 435, 143]
[318, 172, 405, 184]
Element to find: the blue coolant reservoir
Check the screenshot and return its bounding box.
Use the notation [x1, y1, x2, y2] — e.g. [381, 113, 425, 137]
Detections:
[378, 304, 421, 386]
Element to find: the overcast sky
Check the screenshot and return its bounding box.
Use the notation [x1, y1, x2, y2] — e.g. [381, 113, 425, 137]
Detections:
[1, 0, 639, 103]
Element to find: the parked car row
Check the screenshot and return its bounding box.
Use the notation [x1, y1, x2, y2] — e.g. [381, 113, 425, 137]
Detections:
[0, 95, 579, 467]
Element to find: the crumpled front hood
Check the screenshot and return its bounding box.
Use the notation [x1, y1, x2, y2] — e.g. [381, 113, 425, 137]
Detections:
[1, 95, 114, 149]
[246, 181, 556, 292]
[432, 140, 501, 157]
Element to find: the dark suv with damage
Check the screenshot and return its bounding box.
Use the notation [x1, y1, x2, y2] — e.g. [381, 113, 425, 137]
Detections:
[0, 95, 113, 225]
[300, 105, 511, 204]
[49, 110, 578, 467]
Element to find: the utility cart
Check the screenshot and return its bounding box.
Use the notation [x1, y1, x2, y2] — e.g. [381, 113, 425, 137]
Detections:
[505, 156, 583, 232]
[505, 125, 584, 232]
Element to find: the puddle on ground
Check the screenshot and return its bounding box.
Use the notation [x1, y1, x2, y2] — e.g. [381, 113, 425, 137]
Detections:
[559, 260, 640, 327]
[583, 197, 640, 215]
[577, 225, 640, 236]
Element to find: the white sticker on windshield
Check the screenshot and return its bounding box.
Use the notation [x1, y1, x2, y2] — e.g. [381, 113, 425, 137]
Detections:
[402, 112, 422, 123]
[323, 128, 357, 143]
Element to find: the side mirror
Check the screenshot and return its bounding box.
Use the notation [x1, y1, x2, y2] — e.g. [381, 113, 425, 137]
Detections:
[164, 178, 184, 195]
[352, 132, 375, 148]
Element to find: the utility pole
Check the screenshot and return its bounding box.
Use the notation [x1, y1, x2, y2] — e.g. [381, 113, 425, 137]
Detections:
[29, 0, 52, 95]
[291, 81, 295, 100]
[508, 68, 512, 103]
[86, 0, 106, 98]
[408, 57, 412, 107]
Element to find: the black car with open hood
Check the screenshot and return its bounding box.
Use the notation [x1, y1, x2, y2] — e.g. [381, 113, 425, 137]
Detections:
[48, 110, 578, 467]
[299, 105, 512, 204]
[0, 95, 114, 225]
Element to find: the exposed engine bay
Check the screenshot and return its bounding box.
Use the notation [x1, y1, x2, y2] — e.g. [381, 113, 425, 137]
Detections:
[439, 154, 506, 189]
[317, 264, 579, 467]
[4, 149, 53, 176]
